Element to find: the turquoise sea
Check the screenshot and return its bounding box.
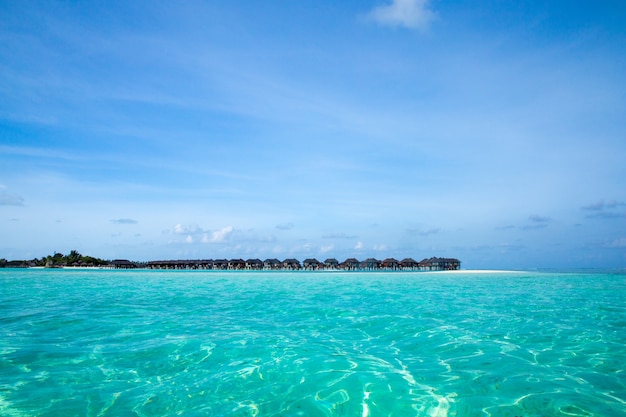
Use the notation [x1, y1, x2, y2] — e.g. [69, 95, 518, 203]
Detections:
[1, 269, 625, 416]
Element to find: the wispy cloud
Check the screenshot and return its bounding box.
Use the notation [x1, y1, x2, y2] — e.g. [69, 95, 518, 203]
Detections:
[367, 0, 435, 30]
[521, 215, 551, 230]
[605, 237, 626, 248]
[0, 145, 80, 161]
[528, 215, 551, 223]
[111, 218, 138, 224]
[521, 224, 548, 231]
[407, 227, 440, 236]
[276, 222, 294, 230]
[464, 243, 525, 252]
[582, 200, 626, 219]
[585, 212, 626, 220]
[0, 190, 24, 206]
[322, 232, 358, 239]
[172, 224, 234, 244]
[495, 225, 515, 231]
[581, 200, 625, 211]
[320, 244, 334, 253]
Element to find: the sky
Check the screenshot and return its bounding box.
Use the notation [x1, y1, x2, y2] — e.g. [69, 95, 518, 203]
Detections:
[1, 0, 625, 269]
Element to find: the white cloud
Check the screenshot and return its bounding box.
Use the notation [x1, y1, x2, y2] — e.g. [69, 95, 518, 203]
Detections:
[172, 224, 234, 244]
[321, 244, 334, 253]
[355, 241, 364, 250]
[367, 0, 435, 30]
[174, 224, 201, 234]
[208, 226, 234, 243]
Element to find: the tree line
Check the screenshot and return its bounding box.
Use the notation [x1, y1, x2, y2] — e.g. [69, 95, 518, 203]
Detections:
[0, 250, 110, 268]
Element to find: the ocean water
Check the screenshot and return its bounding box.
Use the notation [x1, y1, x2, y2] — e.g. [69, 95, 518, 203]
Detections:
[1, 269, 625, 417]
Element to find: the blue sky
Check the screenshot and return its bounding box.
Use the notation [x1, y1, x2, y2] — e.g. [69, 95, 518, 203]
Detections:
[1, 0, 625, 269]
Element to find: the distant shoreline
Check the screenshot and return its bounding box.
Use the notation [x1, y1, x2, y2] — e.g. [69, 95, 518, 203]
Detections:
[7, 266, 465, 272]
[1, 255, 461, 271]
[9, 267, 519, 273]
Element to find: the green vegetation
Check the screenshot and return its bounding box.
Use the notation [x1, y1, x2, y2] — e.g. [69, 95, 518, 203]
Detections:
[0, 250, 110, 268]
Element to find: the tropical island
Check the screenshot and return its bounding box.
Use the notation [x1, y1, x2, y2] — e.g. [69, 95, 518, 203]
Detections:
[0, 251, 460, 271]
[0, 250, 110, 268]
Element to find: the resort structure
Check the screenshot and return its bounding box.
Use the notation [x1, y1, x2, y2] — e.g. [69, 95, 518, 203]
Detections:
[140, 257, 461, 271]
[1, 253, 461, 271]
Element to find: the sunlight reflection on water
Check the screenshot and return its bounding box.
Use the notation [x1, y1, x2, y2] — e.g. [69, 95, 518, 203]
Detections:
[0, 269, 625, 416]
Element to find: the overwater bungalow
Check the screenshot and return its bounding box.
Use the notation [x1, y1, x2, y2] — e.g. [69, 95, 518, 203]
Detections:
[400, 258, 418, 270]
[245, 259, 263, 270]
[340, 258, 360, 270]
[360, 258, 380, 270]
[213, 259, 229, 270]
[263, 258, 282, 270]
[283, 258, 302, 270]
[324, 258, 339, 269]
[418, 257, 461, 271]
[303, 258, 321, 270]
[381, 258, 400, 270]
[228, 259, 246, 270]
[138, 255, 460, 272]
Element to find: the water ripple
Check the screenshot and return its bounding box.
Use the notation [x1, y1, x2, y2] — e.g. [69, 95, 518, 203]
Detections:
[0, 270, 625, 416]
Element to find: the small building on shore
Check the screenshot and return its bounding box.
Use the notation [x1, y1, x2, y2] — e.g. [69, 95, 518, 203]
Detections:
[111, 259, 137, 269]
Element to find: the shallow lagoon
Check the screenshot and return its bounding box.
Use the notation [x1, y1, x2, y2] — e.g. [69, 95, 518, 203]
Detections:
[1, 269, 625, 416]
